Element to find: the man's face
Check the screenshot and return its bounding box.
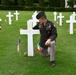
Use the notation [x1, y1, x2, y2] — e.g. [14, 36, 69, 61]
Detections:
[39, 18, 44, 24]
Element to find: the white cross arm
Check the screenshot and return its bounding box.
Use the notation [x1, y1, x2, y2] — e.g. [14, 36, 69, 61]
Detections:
[20, 29, 28, 35]
[20, 29, 40, 35]
[32, 30, 40, 34]
[66, 15, 76, 23]
[66, 20, 76, 23]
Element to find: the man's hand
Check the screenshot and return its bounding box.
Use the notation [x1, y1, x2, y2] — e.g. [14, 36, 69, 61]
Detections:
[45, 39, 51, 46]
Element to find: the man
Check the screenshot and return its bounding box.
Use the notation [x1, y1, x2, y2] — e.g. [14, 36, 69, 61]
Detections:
[33, 11, 57, 67]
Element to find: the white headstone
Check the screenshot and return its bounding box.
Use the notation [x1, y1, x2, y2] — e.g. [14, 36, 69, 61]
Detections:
[65, 0, 69, 8]
[6, 12, 13, 25]
[53, 12, 57, 21]
[20, 20, 40, 56]
[72, 12, 76, 20]
[32, 11, 39, 27]
[66, 15, 76, 34]
[14, 11, 19, 21]
[0, 18, 2, 21]
[57, 13, 64, 26]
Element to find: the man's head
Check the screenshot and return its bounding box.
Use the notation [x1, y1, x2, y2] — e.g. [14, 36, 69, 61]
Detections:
[36, 11, 47, 24]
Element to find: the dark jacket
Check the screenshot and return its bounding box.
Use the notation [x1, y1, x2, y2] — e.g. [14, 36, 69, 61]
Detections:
[33, 20, 57, 48]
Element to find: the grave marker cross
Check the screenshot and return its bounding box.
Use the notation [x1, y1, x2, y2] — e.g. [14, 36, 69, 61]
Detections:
[57, 13, 64, 26]
[6, 12, 13, 25]
[14, 11, 19, 21]
[0, 18, 2, 22]
[72, 12, 76, 20]
[20, 20, 39, 56]
[66, 15, 76, 34]
[53, 12, 57, 21]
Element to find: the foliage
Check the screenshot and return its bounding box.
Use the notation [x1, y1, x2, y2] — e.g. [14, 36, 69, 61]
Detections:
[67, 0, 74, 8]
[48, 0, 55, 7]
[25, 0, 33, 6]
[60, 0, 65, 7]
[18, 0, 25, 6]
[0, 0, 1, 4]
[0, 5, 76, 11]
[74, 0, 76, 4]
[1, 0, 9, 5]
[39, 0, 44, 6]
[48, 0, 65, 7]
[0, 0, 65, 7]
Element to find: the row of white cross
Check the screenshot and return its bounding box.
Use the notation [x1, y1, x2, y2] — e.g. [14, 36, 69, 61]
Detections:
[54, 12, 76, 34]
[6, 11, 19, 25]
[1, 11, 76, 34]
[0, 11, 19, 25]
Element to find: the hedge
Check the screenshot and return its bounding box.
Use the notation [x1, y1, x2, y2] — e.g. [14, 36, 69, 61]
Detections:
[0, 5, 76, 11]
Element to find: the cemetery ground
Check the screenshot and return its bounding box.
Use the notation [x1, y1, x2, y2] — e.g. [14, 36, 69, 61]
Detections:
[0, 11, 76, 75]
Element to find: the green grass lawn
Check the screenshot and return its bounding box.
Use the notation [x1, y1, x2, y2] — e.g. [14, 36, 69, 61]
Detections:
[0, 11, 76, 75]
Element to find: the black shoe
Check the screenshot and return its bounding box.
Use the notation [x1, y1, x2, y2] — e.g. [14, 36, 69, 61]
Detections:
[50, 61, 56, 67]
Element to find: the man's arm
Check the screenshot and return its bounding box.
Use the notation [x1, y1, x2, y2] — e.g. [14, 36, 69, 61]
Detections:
[45, 24, 57, 46]
[50, 24, 57, 41]
[33, 23, 39, 30]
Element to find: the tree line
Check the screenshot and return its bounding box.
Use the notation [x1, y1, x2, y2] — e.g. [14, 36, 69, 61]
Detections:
[0, 0, 76, 8]
[0, 0, 65, 7]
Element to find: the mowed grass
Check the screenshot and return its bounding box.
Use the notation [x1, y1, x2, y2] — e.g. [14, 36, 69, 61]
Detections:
[0, 11, 76, 75]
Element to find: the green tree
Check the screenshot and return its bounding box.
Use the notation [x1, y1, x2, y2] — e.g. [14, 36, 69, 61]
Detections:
[60, 0, 65, 7]
[18, 0, 25, 6]
[44, 0, 49, 6]
[0, 0, 1, 4]
[1, 0, 9, 5]
[8, 0, 15, 5]
[39, 0, 44, 7]
[48, 0, 65, 7]
[48, 0, 55, 7]
[33, 0, 39, 3]
[67, 0, 74, 8]
[74, 0, 76, 5]
[25, 0, 33, 6]
[48, 0, 60, 7]
[55, 0, 60, 7]
[14, 0, 18, 5]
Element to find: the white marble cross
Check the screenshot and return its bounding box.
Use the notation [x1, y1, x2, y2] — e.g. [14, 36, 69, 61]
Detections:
[57, 13, 64, 26]
[14, 11, 20, 21]
[72, 12, 76, 20]
[6, 12, 13, 25]
[0, 18, 2, 22]
[20, 20, 40, 56]
[66, 15, 76, 34]
[32, 11, 39, 27]
[53, 12, 57, 21]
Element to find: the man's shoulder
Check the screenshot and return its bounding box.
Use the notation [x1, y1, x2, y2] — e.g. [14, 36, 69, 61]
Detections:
[46, 20, 54, 26]
[47, 20, 53, 24]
